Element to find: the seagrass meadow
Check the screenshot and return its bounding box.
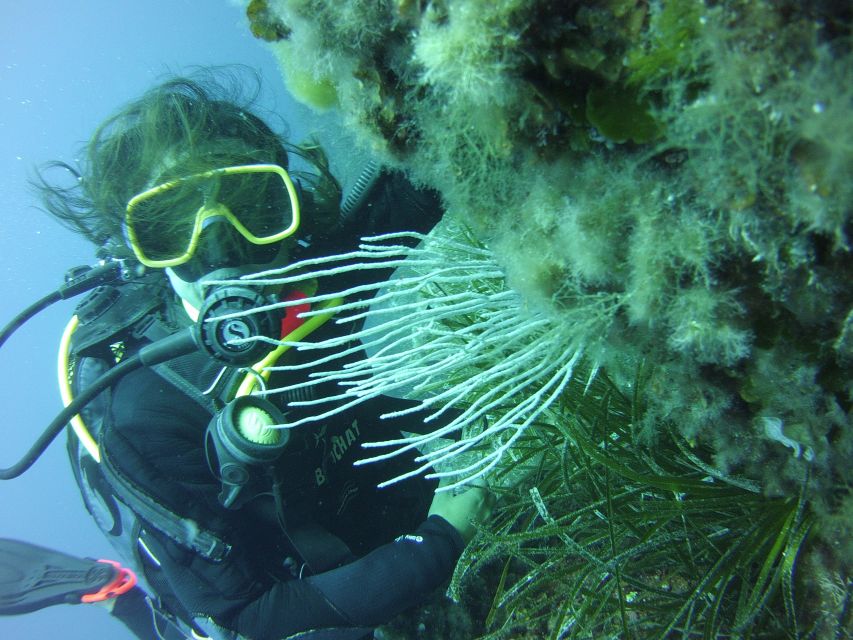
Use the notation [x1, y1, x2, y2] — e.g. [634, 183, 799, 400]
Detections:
[238, 1, 851, 637]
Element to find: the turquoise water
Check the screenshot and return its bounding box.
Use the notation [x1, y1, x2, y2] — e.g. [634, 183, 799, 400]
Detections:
[0, 3, 297, 639]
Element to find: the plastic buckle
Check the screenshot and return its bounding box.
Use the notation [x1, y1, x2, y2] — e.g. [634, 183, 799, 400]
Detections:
[80, 559, 138, 603]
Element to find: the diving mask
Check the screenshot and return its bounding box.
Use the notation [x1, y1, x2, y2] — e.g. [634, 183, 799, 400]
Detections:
[124, 164, 300, 269]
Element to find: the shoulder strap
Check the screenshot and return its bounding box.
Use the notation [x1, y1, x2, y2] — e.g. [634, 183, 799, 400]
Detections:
[99, 442, 232, 563]
[71, 272, 171, 358]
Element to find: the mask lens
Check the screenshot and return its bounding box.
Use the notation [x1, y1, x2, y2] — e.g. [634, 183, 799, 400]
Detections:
[129, 175, 209, 262]
[127, 165, 298, 267]
[217, 171, 295, 240]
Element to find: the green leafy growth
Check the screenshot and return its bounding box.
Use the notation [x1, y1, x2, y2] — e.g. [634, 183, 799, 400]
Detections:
[246, 0, 291, 42]
[450, 363, 813, 638]
[585, 84, 662, 144]
[626, 0, 705, 86]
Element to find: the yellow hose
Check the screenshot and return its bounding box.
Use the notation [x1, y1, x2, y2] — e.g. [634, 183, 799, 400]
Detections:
[235, 296, 344, 398]
[58, 294, 344, 460]
[58, 315, 100, 461]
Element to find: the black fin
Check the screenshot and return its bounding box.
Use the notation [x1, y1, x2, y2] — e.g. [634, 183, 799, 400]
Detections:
[0, 538, 116, 615]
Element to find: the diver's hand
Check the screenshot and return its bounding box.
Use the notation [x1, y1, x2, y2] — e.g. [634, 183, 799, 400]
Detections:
[428, 479, 495, 544]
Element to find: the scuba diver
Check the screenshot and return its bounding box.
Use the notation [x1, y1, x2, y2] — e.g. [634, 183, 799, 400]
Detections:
[0, 70, 493, 640]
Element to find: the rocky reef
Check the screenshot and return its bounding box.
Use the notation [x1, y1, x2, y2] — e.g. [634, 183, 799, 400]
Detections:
[243, 0, 851, 636]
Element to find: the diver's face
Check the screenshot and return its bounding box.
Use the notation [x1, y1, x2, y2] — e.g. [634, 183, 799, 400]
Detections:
[128, 162, 299, 292]
[165, 221, 290, 310]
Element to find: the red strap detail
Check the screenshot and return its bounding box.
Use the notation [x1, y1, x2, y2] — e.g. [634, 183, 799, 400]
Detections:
[280, 290, 310, 338]
[81, 559, 138, 603]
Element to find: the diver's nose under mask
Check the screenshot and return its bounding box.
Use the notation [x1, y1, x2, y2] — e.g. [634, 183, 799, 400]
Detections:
[168, 218, 284, 283]
[167, 268, 269, 323]
[163, 209, 295, 321]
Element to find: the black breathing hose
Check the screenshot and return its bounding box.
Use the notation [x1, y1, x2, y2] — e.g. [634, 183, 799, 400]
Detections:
[0, 261, 125, 350]
[0, 264, 279, 480]
[0, 292, 61, 350]
[339, 160, 382, 225]
[0, 328, 198, 480]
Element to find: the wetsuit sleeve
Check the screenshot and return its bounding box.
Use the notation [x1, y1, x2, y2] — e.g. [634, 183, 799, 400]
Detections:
[305, 515, 464, 626]
[107, 367, 467, 639]
[228, 515, 465, 638]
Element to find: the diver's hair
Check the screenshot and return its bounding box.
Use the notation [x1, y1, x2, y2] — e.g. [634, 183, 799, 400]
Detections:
[32, 66, 340, 256]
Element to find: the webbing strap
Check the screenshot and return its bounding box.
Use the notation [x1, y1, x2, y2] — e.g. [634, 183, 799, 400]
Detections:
[100, 445, 231, 562]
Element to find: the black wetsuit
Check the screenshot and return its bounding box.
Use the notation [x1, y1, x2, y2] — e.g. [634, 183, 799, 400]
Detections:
[98, 173, 464, 640]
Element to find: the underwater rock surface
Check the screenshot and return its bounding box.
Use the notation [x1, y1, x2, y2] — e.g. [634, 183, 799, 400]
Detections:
[243, 0, 851, 636]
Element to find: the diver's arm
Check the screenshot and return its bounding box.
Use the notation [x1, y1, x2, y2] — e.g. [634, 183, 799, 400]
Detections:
[303, 515, 464, 626]
[107, 368, 466, 639]
[227, 514, 465, 638]
[139, 514, 464, 639]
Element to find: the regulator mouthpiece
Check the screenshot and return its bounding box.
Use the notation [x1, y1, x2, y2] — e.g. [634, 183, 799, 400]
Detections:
[194, 286, 279, 366]
[207, 395, 289, 509]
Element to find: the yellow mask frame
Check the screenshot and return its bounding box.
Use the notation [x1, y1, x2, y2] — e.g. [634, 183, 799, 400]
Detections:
[125, 163, 300, 269]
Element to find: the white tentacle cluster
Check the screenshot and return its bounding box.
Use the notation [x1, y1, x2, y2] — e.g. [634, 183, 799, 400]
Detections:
[212, 222, 590, 491]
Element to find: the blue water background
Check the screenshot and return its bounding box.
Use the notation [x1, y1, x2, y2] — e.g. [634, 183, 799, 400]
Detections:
[0, 2, 323, 637]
